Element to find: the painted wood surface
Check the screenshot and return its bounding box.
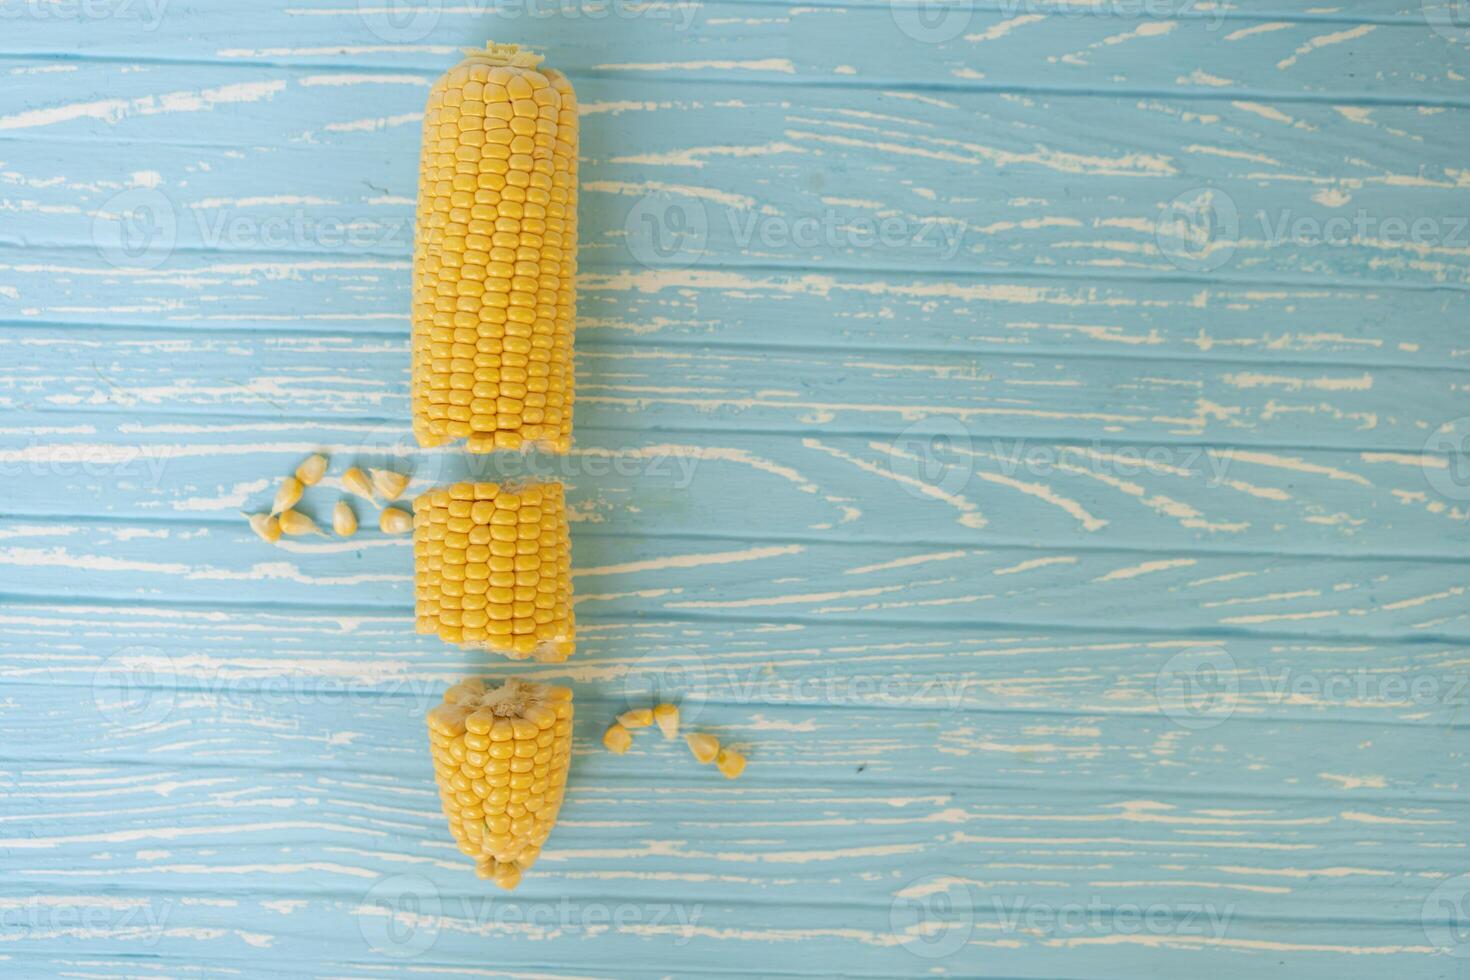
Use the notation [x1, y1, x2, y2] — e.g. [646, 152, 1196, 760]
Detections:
[1, 1, 1468, 977]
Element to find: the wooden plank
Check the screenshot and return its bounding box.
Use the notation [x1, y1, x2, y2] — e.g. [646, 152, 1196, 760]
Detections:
[0, 515, 1465, 637]
[0, 1, 1461, 103]
[3, 416, 1468, 558]
[4, 328, 1465, 452]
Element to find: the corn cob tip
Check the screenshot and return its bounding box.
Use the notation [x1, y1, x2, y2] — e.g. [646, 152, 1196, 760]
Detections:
[461, 42, 544, 69]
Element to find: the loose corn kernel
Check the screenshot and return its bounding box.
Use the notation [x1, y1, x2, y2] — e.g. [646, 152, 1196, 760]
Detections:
[428, 677, 574, 890]
[686, 732, 720, 764]
[272, 476, 303, 515]
[412, 481, 574, 661]
[380, 507, 413, 534]
[618, 708, 653, 729]
[602, 723, 632, 755]
[342, 466, 376, 502]
[333, 500, 358, 537]
[654, 703, 679, 740]
[243, 511, 281, 544]
[295, 453, 328, 486]
[412, 43, 577, 455]
[715, 748, 747, 780]
[370, 467, 411, 501]
[278, 509, 325, 536]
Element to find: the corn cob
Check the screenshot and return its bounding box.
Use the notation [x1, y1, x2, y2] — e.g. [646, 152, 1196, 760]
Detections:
[428, 677, 574, 889]
[413, 481, 574, 661]
[412, 43, 578, 454]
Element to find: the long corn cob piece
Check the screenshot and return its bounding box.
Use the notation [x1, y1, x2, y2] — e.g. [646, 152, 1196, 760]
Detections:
[428, 677, 574, 889]
[413, 43, 578, 454]
[413, 481, 575, 661]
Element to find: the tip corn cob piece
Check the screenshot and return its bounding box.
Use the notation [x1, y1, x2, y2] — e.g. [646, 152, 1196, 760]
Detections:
[428, 677, 574, 889]
[413, 481, 575, 661]
[412, 43, 578, 454]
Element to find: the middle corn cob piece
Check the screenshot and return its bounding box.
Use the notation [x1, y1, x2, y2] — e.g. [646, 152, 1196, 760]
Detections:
[412, 43, 578, 454]
[413, 481, 575, 661]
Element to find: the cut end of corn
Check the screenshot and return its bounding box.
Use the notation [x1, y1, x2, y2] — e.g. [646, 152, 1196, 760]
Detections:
[380, 507, 414, 534]
[686, 732, 720, 765]
[412, 481, 574, 661]
[332, 500, 358, 537]
[617, 708, 654, 730]
[370, 467, 411, 501]
[602, 723, 632, 755]
[411, 45, 577, 455]
[278, 509, 325, 537]
[428, 677, 574, 889]
[715, 748, 747, 780]
[653, 703, 679, 740]
[342, 466, 376, 502]
[272, 476, 304, 516]
[295, 453, 328, 486]
[244, 511, 282, 544]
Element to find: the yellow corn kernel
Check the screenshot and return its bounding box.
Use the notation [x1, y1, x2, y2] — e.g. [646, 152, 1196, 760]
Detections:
[380, 507, 413, 534]
[295, 453, 328, 486]
[412, 43, 577, 455]
[653, 703, 679, 740]
[602, 723, 632, 755]
[342, 466, 376, 502]
[278, 509, 325, 536]
[412, 481, 574, 661]
[715, 748, 747, 780]
[243, 511, 281, 544]
[333, 500, 357, 537]
[370, 467, 411, 501]
[685, 732, 719, 765]
[428, 677, 574, 889]
[618, 708, 653, 730]
[272, 476, 303, 515]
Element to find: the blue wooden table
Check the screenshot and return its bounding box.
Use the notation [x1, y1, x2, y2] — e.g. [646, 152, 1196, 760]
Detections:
[2, 1, 1469, 976]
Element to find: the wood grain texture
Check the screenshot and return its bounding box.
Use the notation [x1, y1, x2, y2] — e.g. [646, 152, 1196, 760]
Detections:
[1, 2, 1468, 977]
